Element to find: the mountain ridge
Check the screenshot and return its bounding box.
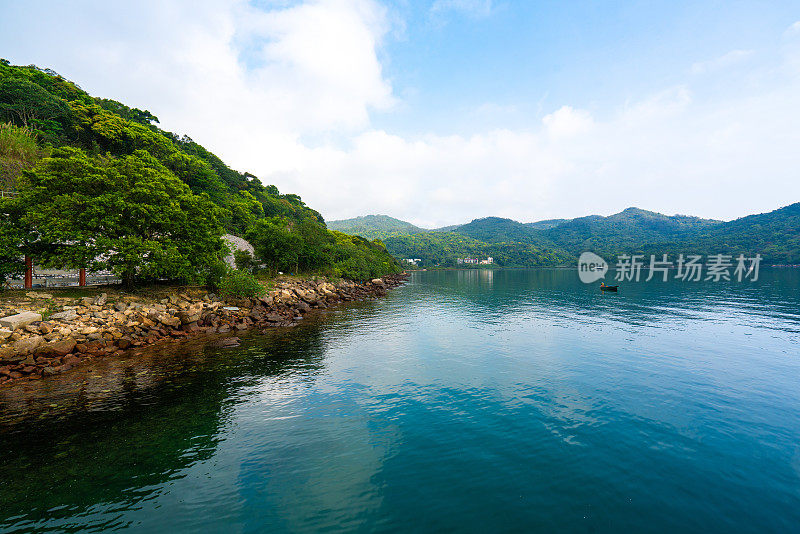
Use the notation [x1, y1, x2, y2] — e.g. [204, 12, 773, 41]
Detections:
[329, 204, 800, 267]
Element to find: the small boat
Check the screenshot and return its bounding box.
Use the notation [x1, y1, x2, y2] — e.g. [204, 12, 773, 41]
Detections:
[600, 283, 618, 292]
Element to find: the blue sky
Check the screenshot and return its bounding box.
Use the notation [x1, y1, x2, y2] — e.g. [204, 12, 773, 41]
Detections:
[2, 1, 800, 226]
[377, 1, 798, 131]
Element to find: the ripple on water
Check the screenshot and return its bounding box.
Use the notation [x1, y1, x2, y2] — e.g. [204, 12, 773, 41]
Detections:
[1, 269, 800, 532]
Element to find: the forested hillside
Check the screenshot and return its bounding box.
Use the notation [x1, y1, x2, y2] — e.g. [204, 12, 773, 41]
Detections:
[327, 215, 426, 240]
[382, 205, 800, 268]
[0, 60, 400, 285]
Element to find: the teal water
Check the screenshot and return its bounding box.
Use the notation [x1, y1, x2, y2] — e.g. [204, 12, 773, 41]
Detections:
[1, 269, 800, 533]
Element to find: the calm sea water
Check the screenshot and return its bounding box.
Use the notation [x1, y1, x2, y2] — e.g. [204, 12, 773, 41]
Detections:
[1, 269, 799, 533]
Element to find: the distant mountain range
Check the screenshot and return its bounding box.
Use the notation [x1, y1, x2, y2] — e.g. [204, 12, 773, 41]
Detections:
[328, 203, 800, 267]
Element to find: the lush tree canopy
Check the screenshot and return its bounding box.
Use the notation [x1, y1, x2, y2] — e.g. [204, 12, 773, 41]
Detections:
[0, 59, 400, 286]
[17, 147, 226, 286]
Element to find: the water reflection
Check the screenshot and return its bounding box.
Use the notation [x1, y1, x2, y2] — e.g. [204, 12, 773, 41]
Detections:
[0, 322, 335, 532]
[410, 268, 800, 334]
[0, 270, 798, 532]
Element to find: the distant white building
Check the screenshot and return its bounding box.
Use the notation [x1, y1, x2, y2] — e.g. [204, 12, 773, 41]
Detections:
[403, 258, 422, 266]
[457, 257, 492, 265]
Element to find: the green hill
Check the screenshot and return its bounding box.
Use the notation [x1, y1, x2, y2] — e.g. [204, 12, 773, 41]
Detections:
[0, 59, 400, 284]
[327, 215, 426, 240]
[384, 231, 573, 267]
[525, 219, 570, 230]
[543, 207, 722, 256]
[689, 203, 800, 264]
[452, 217, 552, 245]
[382, 205, 799, 268]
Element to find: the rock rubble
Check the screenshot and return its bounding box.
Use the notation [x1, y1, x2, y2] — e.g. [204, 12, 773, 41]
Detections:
[0, 273, 408, 386]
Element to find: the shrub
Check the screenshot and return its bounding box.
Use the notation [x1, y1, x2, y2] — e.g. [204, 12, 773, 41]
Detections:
[234, 249, 257, 273]
[0, 122, 41, 189]
[218, 270, 264, 298]
[205, 259, 230, 291]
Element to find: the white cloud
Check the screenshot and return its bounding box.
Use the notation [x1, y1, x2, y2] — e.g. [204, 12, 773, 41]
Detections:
[542, 106, 595, 138]
[1, 1, 800, 228]
[691, 49, 755, 74]
[786, 20, 800, 36]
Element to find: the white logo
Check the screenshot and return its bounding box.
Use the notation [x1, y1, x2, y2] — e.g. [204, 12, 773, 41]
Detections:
[578, 252, 608, 283]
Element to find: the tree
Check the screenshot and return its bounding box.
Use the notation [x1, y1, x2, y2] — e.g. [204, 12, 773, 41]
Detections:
[0, 78, 69, 128]
[0, 196, 23, 285]
[227, 191, 264, 235]
[246, 218, 297, 275]
[69, 101, 173, 159]
[18, 147, 226, 287]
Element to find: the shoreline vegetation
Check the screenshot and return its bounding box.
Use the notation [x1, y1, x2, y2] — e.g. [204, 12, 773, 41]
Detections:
[329, 207, 800, 270]
[0, 273, 409, 387]
[1, 59, 402, 290]
[0, 58, 406, 391]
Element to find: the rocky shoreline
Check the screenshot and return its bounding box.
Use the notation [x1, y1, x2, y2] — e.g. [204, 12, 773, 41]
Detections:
[0, 273, 409, 386]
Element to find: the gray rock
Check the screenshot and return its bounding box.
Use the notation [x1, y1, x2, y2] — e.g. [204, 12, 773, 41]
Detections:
[0, 311, 43, 331]
[114, 302, 128, 312]
[94, 293, 108, 306]
[0, 328, 12, 341]
[50, 309, 78, 321]
[178, 310, 202, 324]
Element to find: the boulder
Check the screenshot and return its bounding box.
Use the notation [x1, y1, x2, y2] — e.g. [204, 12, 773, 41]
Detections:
[114, 302, 128, 312]
[13, 335, 44, 355]
[0, 347, 24, 364]
[35, 338, 76, 358]
[182, 322, 200, 333]
[94, 293, 108, 306]
[371, 278, 385, 287]
[52, 338, 77, 356]
[177, 309, 202, 324]
[0, 311, 43, 331]
[159, 315, 180, 328]
[50, 309, 78, 321]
